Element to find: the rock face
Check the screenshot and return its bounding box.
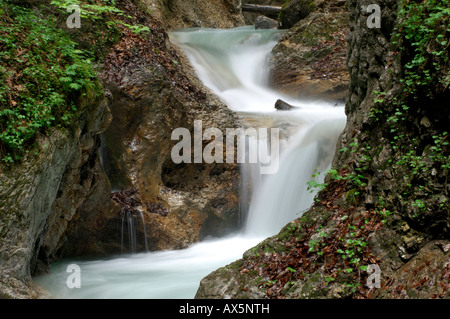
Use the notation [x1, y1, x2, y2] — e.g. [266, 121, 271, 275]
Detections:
[0, 96, 112, 299]
[255, 15, 279, 29]
[196, 0, 450, 299]
[0, 0, 245, 298]
[96, 13, 242, 253]
[143, 0, 245, 30]
[57, 3, 244, 256]
[269, 0, 349, 102]
[279, 0, 314, 29]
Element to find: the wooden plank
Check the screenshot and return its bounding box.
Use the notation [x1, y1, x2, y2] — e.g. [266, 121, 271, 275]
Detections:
[241, 4, 282, 18]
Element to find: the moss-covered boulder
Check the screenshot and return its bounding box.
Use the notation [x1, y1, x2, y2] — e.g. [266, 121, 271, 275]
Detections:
[269, 0, 349, 102]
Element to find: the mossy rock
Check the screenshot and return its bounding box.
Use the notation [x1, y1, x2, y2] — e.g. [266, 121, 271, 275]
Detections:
[279, 0, 315, 29]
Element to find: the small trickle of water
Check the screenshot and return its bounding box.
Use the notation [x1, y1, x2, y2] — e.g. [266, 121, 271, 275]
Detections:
[139, 212, 149, 252]
[121, 211, 149, 254]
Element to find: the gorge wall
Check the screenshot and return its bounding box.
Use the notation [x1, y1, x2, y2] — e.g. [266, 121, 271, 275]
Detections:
[142, 0, 245, 29]
[96, 12, 243, 254]
[0, 0, 245, 298]
[269, 0, 349, 102]
[0, 94, 112, 298]
[196, 0, 450, 299]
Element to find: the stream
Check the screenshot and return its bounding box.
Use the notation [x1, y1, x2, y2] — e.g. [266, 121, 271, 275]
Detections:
[34, 26, 346, 299]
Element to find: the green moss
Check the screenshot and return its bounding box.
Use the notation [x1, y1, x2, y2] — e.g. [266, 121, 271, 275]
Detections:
[263, 244, 276, 254]
[0, 0, 155, 164]
[258, 275, 267, 283]
[277, 221, 299, 241]
[299, 271, 324, 297]
[227, 260, 243, 270]
[303, 46, 333, 61]
[247, 269, 258, 277]
[345, 189, 358, 204]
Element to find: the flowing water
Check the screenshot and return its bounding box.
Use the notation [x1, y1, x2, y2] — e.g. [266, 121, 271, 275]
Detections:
[34, 26, 346, 299]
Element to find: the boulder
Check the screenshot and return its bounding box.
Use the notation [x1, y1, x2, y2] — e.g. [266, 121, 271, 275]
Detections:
[275, 99, 295, 110]
[279, 0, 313, 29]
[150, 0, 245, 30]
[269, 1, 349, 102]
[98, 17, 242, 252]
[255, 15, 279, 29]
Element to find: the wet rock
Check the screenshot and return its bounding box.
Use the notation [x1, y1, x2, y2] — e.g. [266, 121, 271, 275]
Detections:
[269, 1, 349, 102]
[195, 259, 267, 299]
[279, 0, 313, 29]
[0, 95, 113, 298]
[255, 15, 279, 29]
[275, 99, 295, 110]
[148, 0, 245, 30]
[98, 17, 242, 252]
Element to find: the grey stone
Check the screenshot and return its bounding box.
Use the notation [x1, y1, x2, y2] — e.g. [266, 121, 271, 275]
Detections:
[275, 99, 295, 110]
[279, 0, 312, 29]
[255, 15, 279, 29]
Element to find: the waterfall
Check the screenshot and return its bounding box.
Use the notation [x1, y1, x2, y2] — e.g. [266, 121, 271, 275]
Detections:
[121, 211, 149, 254]
[140, 212, 149, 252]
[244, 116, 343, 236]
[170, 26, 346, 237]
[35, 26, 346, 299]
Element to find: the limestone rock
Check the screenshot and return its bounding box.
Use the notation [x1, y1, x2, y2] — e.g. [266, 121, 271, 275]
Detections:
[143, 0, 245, 30]
[0, 96, 112, 298]
[269, 0, 349, 102]
[275, 99, 295, 110]
[255, 15, 279, 29]
[98, 17, 242, 253]
[279, 0, 313, 29]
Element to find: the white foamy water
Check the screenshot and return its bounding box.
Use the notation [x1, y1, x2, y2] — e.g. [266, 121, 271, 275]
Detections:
[170, 26, 346, 237]
[34, 236, 263, 299]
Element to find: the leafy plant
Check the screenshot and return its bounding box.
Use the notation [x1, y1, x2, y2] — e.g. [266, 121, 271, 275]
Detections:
[393, 0, 449, 97]
[307, 171, 327, 193]
[50, 0, 151, 34]
[0, 1, 102, 163]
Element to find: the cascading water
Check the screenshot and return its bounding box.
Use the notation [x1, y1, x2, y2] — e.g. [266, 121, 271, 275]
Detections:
[34, 26, 346, 299]
[121, 211, 149, 254]
[170, 26, 346, 237]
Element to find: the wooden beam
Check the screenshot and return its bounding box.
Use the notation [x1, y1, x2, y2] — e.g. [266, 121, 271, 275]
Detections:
[242, 4, 282, 18]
